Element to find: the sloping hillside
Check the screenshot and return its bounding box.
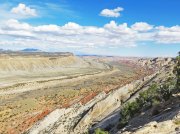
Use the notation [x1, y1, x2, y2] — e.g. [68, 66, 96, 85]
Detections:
[0, 52, 150, 134]
[90, 58, 180, 134]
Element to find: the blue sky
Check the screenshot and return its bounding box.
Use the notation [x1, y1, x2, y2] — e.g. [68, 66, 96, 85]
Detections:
[12, 0, 180, 26]
[0, 0, 180, 57]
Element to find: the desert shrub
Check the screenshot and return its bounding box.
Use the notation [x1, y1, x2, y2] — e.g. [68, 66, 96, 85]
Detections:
[136, 84, 160, 109]
[159, 84, 172, 101]
[121, 102, 133, 118]
[120, 53, 179, 130]
[94, 128, 108, 134]
[119, 100, 141, 128]
[151, 97, 161, 106]
[119, 79, 176, 129]
[158, 77, 176, 101]
[173, 52, 180, 92]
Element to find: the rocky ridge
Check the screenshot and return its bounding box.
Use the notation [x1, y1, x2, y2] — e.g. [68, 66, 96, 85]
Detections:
[26, 57, 177, 134]
[27, 73, 157, 134]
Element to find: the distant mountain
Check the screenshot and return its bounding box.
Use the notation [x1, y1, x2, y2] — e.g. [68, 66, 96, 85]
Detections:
[21, 48, 42, 52]
[74, 51, 100, 56]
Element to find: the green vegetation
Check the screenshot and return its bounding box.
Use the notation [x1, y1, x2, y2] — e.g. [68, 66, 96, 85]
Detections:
[94, 128, 108, 134]
[173, 51, 180, 91]
[118, 52, 180, 129]
[119, 78, 176, 129]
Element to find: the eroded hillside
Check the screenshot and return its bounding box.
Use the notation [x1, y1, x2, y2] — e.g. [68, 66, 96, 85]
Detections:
[0, 52, 151, 134]
[25, 57, 179, 134]
[89, 58, 179, 134]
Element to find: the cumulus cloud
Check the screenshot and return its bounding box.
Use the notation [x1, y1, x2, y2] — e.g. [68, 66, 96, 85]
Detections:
[34, 25, 59, 33]
[100, 7, 124, 18]
[11, 3, 37, 17]
[4, 19, 32, 30]
[131, 22, 153, 32]
[154, 26, 180, 43]
[0, 19, 34, 37]
[0, 19, 180, 51]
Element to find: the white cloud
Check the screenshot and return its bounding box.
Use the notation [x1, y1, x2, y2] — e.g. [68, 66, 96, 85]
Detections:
[100, 7, 124, 18]
[131, 22, 153, 32]
[0, 19, 34, 37]
[0, 20, 180, 52]
[104, 20, 118, 29]
[63, 22, 82, 29]
[4, 19, 32, 30]
[154, 26, 180, 43]
[34, 25, 59, 32]
[11, 3, 37, 17]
